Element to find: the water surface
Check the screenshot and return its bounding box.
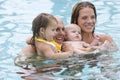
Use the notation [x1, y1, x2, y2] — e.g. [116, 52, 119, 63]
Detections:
[0, 0, 120, 80]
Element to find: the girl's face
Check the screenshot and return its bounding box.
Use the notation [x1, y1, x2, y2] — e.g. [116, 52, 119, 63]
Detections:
[43, 21, 57, 41]
[77, 7, 96, 33]
[66, 25, 82, 41]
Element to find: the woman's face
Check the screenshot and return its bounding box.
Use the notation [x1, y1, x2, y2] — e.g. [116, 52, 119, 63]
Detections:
[53, 18, 65, 45]
[77, 7, 96, 33]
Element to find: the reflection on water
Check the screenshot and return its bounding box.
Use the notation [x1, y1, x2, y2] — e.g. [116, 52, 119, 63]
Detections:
[0, 0, 120, 80]
[15, 51, 119, 80]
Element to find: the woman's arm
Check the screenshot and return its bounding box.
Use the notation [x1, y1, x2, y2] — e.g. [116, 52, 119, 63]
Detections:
[99, 34, 113, 43]
[98, 34, 118, 52]
[14, 45, 36, 66]
[26, 35, 32, 44]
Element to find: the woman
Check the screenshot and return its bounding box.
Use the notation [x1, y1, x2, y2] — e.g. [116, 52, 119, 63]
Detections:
[71, 1, 118, 52]
[53, 17, 65, 45]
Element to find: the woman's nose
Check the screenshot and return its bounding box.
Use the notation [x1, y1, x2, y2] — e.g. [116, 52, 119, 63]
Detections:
[60, 30, 65, 35]
[87, 18, 93, 23]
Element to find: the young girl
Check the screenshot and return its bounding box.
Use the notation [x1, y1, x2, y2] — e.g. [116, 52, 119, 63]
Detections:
[28, 13, 73, 60]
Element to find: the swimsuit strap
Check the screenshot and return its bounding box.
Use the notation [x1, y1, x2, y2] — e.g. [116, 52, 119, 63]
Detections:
[35, 36, 61, 52]
[35, 36, 48, 43]
[51, 40, 61, 52]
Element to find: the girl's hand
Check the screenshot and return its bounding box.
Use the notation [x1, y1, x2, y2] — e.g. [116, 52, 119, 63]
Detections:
[61, 42, 73, 52]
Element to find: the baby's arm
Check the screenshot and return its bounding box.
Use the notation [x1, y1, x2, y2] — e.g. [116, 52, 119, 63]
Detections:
[62, 41, 93, 54]
[82, 42, 90, 48]
[61, 42, 72, 52]
[78, 42, 98, 53]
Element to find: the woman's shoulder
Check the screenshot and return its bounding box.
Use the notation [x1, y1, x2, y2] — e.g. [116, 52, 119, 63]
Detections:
[97, 33, 111, 38]
[95, 33, 113, 43]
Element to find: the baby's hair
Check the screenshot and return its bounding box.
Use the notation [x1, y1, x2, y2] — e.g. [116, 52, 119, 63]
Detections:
[64, 24, 81, 41]
[65, 24, 80, 31]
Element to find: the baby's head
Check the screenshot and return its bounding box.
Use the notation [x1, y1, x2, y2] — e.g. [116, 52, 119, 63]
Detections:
[65, 24, 82, 41]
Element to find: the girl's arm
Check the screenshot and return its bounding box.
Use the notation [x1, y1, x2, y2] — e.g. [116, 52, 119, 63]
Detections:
[36, 42, 73, 59]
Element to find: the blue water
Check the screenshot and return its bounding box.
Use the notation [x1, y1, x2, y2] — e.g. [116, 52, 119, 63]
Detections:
[0, 0, 120, 80]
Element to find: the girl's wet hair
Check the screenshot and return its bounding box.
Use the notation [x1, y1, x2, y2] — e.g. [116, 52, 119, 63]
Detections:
[71, 1, 97, 33]
[31, 13, 57, 48]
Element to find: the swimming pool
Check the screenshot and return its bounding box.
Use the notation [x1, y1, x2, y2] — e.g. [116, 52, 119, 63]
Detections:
[0, 0, 120, 80]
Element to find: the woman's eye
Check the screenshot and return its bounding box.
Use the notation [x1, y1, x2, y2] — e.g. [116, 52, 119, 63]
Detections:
[91, 15, 95, 19]
[56, 28, 60, 31]
[82, 16, 87, 20]
[62, 28, 65, 31]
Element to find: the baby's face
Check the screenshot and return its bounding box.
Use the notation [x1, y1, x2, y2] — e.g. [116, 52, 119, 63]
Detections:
[66, 25, 82, 41]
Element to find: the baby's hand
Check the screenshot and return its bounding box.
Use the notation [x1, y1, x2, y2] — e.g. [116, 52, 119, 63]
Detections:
[83, 42, 90, 48]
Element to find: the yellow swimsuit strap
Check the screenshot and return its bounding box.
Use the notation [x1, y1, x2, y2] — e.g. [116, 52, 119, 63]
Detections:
[35, 36, 48, 43]
[50, 40, 61, 52]
[35, 36, 61, 52]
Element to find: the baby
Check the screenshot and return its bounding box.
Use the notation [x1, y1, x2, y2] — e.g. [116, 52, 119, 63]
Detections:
[62, 24, 109, 54]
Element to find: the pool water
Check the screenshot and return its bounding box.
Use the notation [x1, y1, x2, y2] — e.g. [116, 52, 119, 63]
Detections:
[0, 0, 120, 80]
